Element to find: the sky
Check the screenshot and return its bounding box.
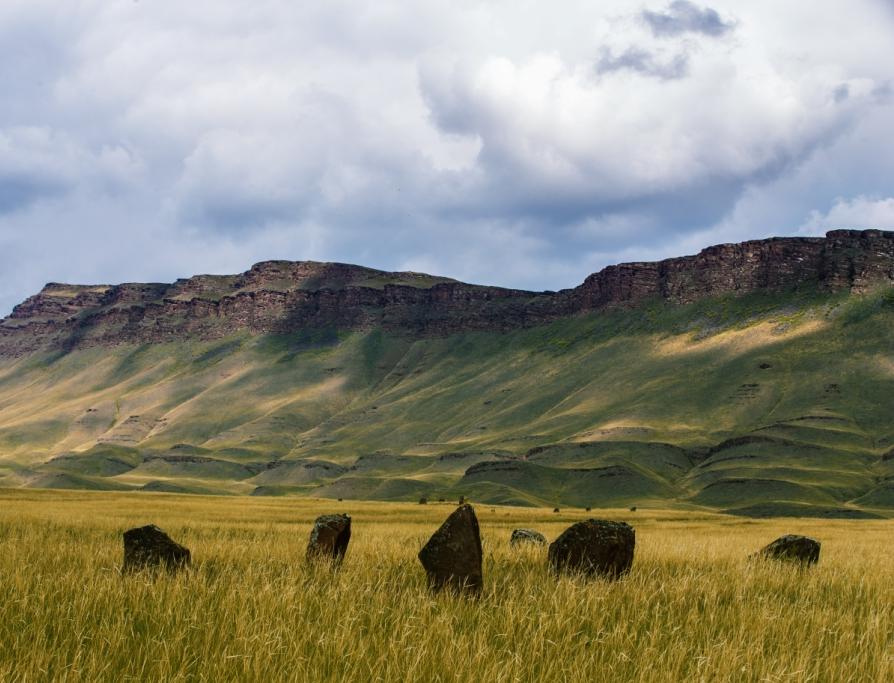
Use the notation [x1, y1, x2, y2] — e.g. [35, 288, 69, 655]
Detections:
[2, 0, 894, 315]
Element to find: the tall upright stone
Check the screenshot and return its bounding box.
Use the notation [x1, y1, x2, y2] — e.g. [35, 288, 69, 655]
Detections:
[418, 504, 483, 595]
[754, 535, 820, 565]
[122, 525, 191, 573]
[548, 519, 634, 580]
[306, 514, 352, 564]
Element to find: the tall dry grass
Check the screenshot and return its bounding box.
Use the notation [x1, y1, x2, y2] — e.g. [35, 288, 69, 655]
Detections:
[1, 489, 892, 682]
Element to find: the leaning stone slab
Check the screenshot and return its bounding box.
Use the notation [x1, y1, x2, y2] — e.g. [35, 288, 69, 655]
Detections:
[122, 525, 190, 573]
[418, 503, 483, 595]
[306, 514, 352, 564]
[548, 519, 634, 580]
[753, 534, 820, 565]
[510, 529, 547, 547]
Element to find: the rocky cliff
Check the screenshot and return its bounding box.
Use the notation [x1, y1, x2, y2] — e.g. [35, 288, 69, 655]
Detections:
[572, 229, 894, 308]
[2, 229, 893, 357]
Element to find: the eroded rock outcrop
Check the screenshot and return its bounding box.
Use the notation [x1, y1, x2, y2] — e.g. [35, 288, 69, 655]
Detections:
[2, 230, 892, 357]
[573, 229, 894, 309]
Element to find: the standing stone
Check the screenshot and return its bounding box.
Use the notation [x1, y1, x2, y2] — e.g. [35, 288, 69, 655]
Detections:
[510, 529, 547, 547]
[418, 504, 482, 595]
[548, 519, 635, 580]
[306, 514, 352, 564]
[122, 525, 190, 573]
[754, 535, 820, 565]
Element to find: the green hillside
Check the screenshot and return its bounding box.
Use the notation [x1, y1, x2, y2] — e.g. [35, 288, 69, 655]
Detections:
[1, 285, 892, 516]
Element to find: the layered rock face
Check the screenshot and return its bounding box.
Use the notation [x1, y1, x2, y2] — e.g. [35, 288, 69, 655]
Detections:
[573, 229, 894, 308]
[2, 230, 892, 357]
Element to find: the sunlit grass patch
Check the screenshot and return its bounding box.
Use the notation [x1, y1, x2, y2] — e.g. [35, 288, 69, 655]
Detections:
[1, 490, 892, 681]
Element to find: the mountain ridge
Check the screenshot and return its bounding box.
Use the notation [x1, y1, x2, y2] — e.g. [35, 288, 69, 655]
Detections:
[2, 229, 893, 358]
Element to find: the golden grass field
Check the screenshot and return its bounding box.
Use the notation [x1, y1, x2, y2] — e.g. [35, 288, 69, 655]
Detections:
[1, 489, 892, 682]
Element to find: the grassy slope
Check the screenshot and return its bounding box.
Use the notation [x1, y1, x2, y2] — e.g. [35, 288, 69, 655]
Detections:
[1, 285, 892, 514]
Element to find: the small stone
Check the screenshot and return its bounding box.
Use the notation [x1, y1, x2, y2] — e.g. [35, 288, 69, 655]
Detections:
[418, 503, 482, 595]
[754, 534, 820, 565]
[510, 529, 547, 546]
[548, 519, 635, 580]
[306, 514, 351, 564]
[122, 525, 190, 573]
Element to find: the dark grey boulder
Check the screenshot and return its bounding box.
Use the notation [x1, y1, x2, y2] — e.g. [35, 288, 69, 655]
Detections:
[418, 503, 482, 595]
[510, 529, 547, 547]
[122, 525, 190, 573]
[548, 519, 634, 580]
[306, 514, 352, 564]
[754, 534, 820, 565]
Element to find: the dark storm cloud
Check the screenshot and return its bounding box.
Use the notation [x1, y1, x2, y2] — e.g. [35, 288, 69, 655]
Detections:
[595, 48, 689, 80]
[642, 1, 735, 38]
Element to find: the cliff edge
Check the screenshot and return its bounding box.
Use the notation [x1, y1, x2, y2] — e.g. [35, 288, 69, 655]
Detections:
[2, 229, 892, 357]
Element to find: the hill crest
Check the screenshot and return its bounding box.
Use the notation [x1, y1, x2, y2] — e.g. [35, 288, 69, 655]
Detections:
[2, 229, 892, 358]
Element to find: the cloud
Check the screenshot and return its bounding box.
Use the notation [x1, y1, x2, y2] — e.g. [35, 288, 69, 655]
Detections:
[0, 128, 78, 212]
[832, 83, 850, 103]
[800, 196, 894, 233]
[0, 124, 146, 217]
[419, 44, 872, 226]
[595, 47, 689, 80]
[642, 1, 735, 38]
[0, 0, 893, 317]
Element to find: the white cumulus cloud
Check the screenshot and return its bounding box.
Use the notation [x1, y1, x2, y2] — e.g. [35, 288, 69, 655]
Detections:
[800, 196, 894, 233]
